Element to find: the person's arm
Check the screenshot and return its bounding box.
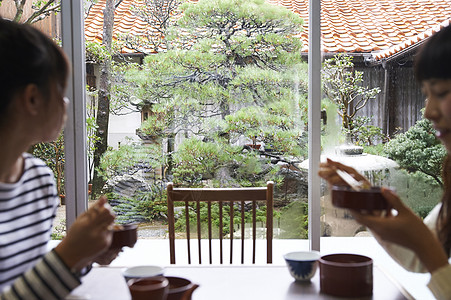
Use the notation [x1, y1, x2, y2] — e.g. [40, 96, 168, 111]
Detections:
[1, 197, 115, 300]
[351, 188, 449, 274]
[54, 196, 115, 272]
[319, 159, 449, 271]
[370, 204, 443, 273]
[353, 189, 451, 298]
[320, 159, 451, 297]
[0, 250, 80, 300]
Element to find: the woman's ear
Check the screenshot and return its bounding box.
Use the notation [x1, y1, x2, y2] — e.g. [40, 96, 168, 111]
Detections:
[21, 84, 42, 116]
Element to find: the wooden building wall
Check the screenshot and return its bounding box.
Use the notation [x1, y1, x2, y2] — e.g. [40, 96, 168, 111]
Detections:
[352, 54, 424, 137]
[0, 0, 60, 38]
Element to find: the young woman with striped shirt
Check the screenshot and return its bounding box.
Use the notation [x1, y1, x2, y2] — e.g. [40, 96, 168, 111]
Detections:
[0, 18, 117, 299]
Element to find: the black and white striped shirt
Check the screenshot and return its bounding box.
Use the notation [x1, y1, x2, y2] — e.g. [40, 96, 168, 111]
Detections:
[0, 153, 80, 300]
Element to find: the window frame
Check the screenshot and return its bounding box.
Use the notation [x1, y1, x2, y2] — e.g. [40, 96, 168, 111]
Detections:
[308, 0, 321, 251]
[61, 0, 88, 227]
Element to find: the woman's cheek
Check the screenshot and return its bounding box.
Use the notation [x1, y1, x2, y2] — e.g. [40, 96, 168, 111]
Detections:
[440, 98, 451, 119]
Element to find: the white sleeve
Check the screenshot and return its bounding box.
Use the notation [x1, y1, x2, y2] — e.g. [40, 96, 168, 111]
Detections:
[428, 264, 451, 300]
[372, 204, 442, 273]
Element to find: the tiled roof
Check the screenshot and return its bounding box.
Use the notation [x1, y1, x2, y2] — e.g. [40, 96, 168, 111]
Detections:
[85, 0, 151, 51]
[85, 0, 451, 60]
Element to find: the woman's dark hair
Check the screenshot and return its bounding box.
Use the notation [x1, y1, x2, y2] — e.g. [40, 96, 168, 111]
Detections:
[414, 24, 451, 82]
[0, 18, 69, 117]
[440, 156, 451, 255]
[416, 24, 451, 255]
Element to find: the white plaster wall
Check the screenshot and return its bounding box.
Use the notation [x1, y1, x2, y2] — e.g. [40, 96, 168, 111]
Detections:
[88, 61, 143, 149]
[108, 110, 141, 149]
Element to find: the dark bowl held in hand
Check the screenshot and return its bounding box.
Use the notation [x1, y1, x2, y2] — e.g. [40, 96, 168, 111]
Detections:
[331, 186, 390, 211]
[110, 223, 138, 249]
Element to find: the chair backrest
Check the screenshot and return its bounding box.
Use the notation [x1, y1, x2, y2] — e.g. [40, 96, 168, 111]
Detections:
[167, 181, 274, 265]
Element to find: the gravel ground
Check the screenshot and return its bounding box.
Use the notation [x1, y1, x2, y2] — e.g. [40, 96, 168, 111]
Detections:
[52, 205, 67, 232]
[52, 204, 168, 239]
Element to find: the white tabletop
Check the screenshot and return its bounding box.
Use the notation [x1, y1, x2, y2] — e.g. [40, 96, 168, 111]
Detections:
[68, 265, 412, 300]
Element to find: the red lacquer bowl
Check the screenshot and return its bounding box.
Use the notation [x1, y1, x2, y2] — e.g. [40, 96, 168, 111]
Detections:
[331, 186, 390, 211]
[110, 223, 138, 249]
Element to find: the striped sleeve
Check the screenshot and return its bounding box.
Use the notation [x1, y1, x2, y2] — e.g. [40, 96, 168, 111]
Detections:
[0, 250, 81, 300]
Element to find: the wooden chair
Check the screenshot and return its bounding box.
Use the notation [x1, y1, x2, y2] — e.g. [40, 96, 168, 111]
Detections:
[167, 181, 274, 264]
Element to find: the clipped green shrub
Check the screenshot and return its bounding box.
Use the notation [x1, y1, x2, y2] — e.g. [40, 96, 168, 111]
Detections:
[385, 116, 446, 186]
[110, 188, 167, 224]
[278, 200, 308, 239]
[389, 169, 441, 219]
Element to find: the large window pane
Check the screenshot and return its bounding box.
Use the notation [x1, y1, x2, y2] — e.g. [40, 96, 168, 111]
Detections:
[84, 0, 311, 258]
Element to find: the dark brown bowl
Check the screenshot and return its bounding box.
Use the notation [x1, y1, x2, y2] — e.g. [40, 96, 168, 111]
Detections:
[110, 223, 138, 249]
[166, 276, 198, 300]
[319, 253, 373, 297]
[331, 185, 390, 211]
[128, 276, 168, 300]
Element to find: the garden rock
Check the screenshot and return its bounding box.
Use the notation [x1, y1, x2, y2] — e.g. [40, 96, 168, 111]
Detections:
[276, 165, 308, 203]
[103, 173, 153, 223]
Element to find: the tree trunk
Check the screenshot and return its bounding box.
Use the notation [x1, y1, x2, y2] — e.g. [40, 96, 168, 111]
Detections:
[166, 134, 175, 176]
[92, 0, 115, 197]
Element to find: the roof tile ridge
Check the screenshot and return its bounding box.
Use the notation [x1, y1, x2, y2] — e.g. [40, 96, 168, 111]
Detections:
[372, 18, 451, 60]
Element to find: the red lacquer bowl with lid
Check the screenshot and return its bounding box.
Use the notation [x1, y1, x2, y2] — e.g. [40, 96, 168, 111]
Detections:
[331, 186, 390, 211]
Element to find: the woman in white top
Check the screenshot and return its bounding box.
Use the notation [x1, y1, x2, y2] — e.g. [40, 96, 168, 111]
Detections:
[319, 24, 451, 300]
[0, 18, 117, 299]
